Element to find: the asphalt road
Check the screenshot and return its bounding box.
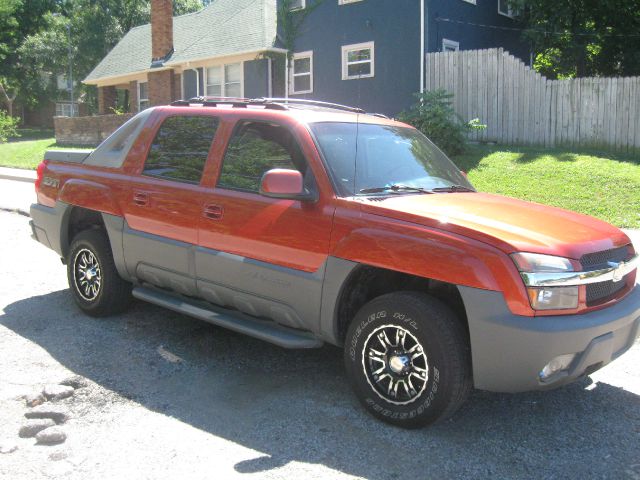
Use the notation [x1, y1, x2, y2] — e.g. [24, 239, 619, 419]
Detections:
[1, 204, 639, 479]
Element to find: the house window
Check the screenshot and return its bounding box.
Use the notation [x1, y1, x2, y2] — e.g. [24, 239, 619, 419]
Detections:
[338, 0, 363, 4]
[206, 62, 242, 98]
[138, 81, 149, 110]
[442, 39, 460, 52]
[289, 0, 305, 10]
[291, 51, 313, 94]
[498, 0, 515, 17]
[55, 102, 78, 117]
[342, 41, 374, 80]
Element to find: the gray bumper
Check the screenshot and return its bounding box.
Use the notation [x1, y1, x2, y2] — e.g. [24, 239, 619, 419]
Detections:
[459, 285, 640, 393]
[30, 203, 66, 256]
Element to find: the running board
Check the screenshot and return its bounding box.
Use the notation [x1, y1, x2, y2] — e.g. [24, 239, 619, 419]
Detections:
[132, 286, 323, 349]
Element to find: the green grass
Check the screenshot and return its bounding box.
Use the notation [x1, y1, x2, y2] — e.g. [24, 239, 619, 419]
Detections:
[453, 145, 640, 229]
[0, 129, 88, 170]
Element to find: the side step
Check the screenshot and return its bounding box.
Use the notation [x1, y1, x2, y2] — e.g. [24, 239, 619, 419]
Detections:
[132, 286, 323, 349]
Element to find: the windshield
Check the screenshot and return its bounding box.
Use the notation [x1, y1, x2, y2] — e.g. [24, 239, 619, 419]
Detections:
[309, 122, 474, 196]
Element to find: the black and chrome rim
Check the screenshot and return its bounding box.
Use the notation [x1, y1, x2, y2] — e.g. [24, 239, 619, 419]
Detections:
[73, 248, 102, 301]
[362, 325, 429, 405]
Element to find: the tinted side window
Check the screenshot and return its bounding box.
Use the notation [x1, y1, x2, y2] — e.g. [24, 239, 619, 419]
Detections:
[218, 121, 307, 192]
[143, 115, 219, 184]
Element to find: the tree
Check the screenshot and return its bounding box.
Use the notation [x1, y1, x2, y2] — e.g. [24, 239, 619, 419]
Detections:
[0, 0, 57, 115]
[15, 0, 204, 114]
[510, 0, 640, 79]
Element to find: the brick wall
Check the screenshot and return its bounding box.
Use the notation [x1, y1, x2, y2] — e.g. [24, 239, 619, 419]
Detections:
[149, 69, 174, 106]
[97, 86, 117, 114]
[129, 81, 139, 113]
[54, 113, 134, 146]
[151, 0, 173, 60]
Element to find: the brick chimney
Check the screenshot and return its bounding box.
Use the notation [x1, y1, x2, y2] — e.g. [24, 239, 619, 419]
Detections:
[151, 0, 173, 61]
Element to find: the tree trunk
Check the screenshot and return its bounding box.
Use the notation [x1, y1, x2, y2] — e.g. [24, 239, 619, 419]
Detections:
[0, 83, 16, 117]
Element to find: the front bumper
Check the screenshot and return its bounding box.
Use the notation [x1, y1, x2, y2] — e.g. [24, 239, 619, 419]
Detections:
[459, 285, 640, 393]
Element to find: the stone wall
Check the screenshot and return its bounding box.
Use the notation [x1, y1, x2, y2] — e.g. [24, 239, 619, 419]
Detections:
[54, 113, 134, 146]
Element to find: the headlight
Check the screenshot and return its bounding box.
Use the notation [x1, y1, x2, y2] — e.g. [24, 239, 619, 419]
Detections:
[511, 253, 579, 310]
[511, 252, 574, 273]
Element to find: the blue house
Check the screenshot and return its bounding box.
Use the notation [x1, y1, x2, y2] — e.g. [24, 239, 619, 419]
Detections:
[287, 0, 528, 115]
[84, 0, 528, 117]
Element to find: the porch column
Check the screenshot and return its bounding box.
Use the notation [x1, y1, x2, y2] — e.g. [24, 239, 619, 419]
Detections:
[128, 81, 139, 113]
[97, 86, 117, 114]
[148, 69, 175, 107]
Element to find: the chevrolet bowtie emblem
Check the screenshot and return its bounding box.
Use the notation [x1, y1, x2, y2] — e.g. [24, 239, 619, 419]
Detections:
[608, 261, 625, 282]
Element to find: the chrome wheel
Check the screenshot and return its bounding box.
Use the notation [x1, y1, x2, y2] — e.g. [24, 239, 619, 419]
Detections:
[73, 248, 102, 301]
[362, 325, 429, 405]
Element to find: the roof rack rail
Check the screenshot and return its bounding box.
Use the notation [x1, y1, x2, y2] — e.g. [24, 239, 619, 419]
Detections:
[170, 96, 366, 114]
[170, 97, 287, 110]
[254, 98, 365, 114]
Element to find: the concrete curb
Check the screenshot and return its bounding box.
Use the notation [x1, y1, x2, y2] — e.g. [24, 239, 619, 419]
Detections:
[0, 167, 36, 183]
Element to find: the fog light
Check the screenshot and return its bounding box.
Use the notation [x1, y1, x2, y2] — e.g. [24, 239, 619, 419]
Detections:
[527, 286, 579, 310]
[539, 354, 576, 381]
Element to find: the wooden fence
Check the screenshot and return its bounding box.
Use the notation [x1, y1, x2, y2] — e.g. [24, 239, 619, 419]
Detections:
[425, 48, 640, 151]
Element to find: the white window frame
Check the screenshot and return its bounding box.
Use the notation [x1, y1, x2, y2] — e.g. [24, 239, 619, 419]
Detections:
[138, 81, 149, 111]
[203, 61, 244, 98]
[338, 0, 363, 4]
[442, 39, 460, 52]
[289, 0, 305, 10]
[55, 102, 78, 117]
[498, 0, 515, 18]
[290, 51, 313, 94]
[341, 41, 375, 81]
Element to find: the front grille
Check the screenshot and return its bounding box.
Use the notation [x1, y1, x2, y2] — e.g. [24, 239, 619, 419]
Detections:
[586, 279, 626, 306]
[582, 245, 632, 307]
[580, 245, 630, 269]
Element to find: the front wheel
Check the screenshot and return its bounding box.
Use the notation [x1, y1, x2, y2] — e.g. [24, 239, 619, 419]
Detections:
[344, 292, 472, 428]
[67, 229, 132, 317]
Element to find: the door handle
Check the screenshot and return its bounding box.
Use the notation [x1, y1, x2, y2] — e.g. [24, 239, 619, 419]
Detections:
[203, 204, 224, 220]
[133, 191, 149, 206]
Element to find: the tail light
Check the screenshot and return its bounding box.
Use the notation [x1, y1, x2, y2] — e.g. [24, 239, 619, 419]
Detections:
[35, 160, 49, 193]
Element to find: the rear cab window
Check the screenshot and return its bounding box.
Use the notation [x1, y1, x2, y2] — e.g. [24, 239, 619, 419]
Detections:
[142, 115, 219, 184]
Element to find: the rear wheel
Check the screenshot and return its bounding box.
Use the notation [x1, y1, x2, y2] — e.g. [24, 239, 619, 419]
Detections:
[67, 229, 131, 317]
[344, 291, 471, 428]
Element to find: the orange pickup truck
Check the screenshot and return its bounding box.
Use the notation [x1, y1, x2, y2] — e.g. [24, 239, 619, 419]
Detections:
[30, 98, 639, 427]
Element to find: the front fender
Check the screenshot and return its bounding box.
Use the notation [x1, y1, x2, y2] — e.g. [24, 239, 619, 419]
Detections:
[331, 215, 532, 316]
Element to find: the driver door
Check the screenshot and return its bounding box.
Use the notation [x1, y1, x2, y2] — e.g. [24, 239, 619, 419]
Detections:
[196, 119, 333, 330]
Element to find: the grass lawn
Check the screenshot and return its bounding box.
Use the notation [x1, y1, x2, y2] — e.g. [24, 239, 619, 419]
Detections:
[454, 145, 640, 229]
[0, 129, 88, 170]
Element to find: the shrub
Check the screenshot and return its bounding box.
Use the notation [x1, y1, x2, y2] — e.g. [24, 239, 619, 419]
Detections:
[398, 89, 485, 156]
[0, 111, 20, 143]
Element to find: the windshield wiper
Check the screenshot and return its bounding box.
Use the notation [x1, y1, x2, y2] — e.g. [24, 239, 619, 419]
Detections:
[430, 185, 475, 193]
[358, 184, 433, 195]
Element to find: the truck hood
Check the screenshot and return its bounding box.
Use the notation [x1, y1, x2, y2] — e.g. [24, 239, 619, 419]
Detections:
[357, 192, 631, 259]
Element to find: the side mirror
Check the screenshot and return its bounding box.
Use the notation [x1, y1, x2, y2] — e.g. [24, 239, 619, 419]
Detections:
[259, 169, 317, 201]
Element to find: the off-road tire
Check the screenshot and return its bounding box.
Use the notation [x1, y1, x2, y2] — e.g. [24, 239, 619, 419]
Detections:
[67, 229, 132, 317]
[344, 291, 472, 428]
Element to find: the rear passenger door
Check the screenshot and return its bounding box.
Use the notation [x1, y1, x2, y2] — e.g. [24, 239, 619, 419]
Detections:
[196, 119, 333, 331]
[122, 114, 219, 296]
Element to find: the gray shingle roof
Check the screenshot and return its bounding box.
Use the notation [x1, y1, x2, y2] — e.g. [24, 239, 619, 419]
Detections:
[84, 0, 278, 83]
